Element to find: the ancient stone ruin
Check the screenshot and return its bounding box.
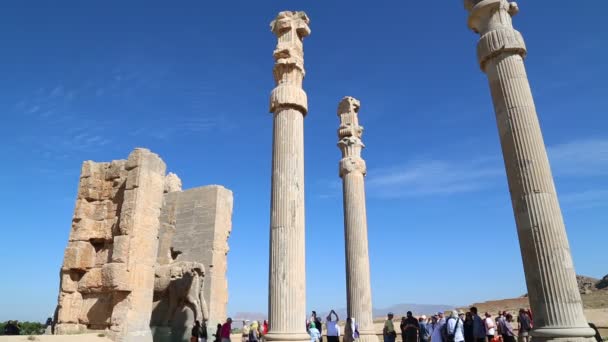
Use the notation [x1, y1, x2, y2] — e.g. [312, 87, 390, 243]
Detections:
[55, 148, 233, 342]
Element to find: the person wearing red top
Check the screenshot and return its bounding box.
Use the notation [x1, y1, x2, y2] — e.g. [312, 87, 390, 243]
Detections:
[221, 318, 233, 342]
[263, 320, 269, 335]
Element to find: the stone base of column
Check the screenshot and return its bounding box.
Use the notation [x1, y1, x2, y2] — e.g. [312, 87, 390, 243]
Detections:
[356, 330, 380, 342]
[264, 332, 311, 342]
[531, 326, 596, 342]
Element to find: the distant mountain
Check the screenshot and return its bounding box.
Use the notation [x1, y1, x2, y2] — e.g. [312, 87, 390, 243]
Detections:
[231, 303, 454, 323]
[308, 304, 454, 320]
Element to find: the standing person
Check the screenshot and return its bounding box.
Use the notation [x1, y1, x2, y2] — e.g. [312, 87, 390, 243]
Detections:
[484, 313, 496, 342]
[326, 309, 341, 342]
[419, 316, 430, 342]
[464, 313, 474, 342]
[431, 315, 445, 342]
[470, 308, 485, 342]
[402, 311, 420, 342]
[192, 321, 204, 342]
[214, 323, 223, 342]
[200, 320, 209, 342]
[517, 309, 531, 342]
[242, 321, 251, 342]
[428, 316, 439, 341]
[263, 320, 269, 336]
[221, 318, 233, 342]
[309, 322, 321, 342]
[250, 322, 260, 342]
[445, 311, 464, 342]
[495, 312, 506, 339]
[502, 314, 515, 342]
[383, 312, 396, 342]
[344, 317, 359, 342]
[311, 311, 323, 330]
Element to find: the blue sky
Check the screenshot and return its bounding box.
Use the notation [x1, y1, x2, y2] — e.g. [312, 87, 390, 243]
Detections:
[1, 1, 607, 322]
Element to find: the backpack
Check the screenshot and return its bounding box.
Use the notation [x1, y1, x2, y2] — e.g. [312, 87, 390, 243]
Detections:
[519, 314, 531, 332]
[442, 318, 460, 342]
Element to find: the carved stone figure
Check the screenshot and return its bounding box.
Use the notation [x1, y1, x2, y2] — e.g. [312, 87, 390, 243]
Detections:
[152, 261, 209, 327]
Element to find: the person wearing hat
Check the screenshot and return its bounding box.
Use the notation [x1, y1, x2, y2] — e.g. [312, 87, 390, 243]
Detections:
[419, 315, 430, 342]
[445, 310, 464, 342]
[383, 312, 396, 342]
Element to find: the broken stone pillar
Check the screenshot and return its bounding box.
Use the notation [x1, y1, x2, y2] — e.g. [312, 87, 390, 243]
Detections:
[267, 11, 311, 342]
[465, 1, 594, 341]
[55, 148, 166, 342]
[337, 97, 378, 342]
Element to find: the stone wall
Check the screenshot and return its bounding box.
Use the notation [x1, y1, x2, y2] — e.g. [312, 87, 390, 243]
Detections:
[55, 148, 233, 342]
[56, 148, 166, 342]
[155, 186, 233, 327]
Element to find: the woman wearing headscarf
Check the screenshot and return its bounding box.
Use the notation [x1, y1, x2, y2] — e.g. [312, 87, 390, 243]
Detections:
[308, 322, 321, 342]
[249, 321, 260, 342]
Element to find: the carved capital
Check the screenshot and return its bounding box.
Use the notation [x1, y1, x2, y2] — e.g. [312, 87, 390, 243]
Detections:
[477, 27, 526, 69]
[337, 96, 363, 139]
[269, 11, 310, 115]
[269, 83, 308, 114]
[339, 157, 367, 177]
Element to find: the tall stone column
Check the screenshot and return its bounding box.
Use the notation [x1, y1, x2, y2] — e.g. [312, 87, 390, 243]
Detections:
[337, 97, 378, 342]
[267, 11, 311, 342]
[465, 1, 594, 341]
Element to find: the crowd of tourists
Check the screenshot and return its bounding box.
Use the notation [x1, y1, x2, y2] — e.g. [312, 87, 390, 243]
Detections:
[382, 308, 534, 342]
[193, 308, 604, 342]
[191, 317, 269, 342]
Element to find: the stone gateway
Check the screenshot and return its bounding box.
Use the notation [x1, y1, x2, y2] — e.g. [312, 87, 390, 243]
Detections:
[55, 148, 233, 342]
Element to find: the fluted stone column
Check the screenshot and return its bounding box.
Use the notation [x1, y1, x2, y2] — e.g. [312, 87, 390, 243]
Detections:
[266, 11, 310, 342]
[337, 97, 378, 342]
[465, 1, 594, 341]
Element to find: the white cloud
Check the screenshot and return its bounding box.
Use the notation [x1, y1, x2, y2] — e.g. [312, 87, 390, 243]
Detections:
[363, 137, 608, 199]
[560, 189, 608, 209]
[548, 138, 608, 176]
[367, 158, 503, 198]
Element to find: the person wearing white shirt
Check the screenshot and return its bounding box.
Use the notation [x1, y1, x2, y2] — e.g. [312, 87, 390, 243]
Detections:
[326, 309, 341, 342]
[484, 312, 496, 341]
[446, 310, 464, 342]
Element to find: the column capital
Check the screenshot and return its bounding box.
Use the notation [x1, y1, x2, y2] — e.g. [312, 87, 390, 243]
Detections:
[270, 11, 310, 74]
[465, 0, 526, 70]
[337, 97, 366, 178]
[337, 96, 363, 140]
[269, 11, 310, 115]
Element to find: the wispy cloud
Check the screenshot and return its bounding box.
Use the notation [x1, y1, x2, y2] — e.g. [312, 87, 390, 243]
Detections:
[560, 189, 608, 209]
[357, 137, 608, 199]
[548, 138, 608, 176]
[367, 158, 503, 198]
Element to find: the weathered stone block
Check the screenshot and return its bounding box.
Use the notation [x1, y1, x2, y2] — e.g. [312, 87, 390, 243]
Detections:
[60, 270, 80, 293]
[79, 295, 112, 326]
[71, 218, 113, 241]
[102, 263, 130, 291]
[63, 241, 96, 271]
[78, 268, 103, 293]
[57, 292, 83, 323]
[111, 235, 130, 263]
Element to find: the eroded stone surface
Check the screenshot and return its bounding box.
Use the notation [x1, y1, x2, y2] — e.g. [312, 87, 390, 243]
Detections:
[56, 149, 233, 342]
